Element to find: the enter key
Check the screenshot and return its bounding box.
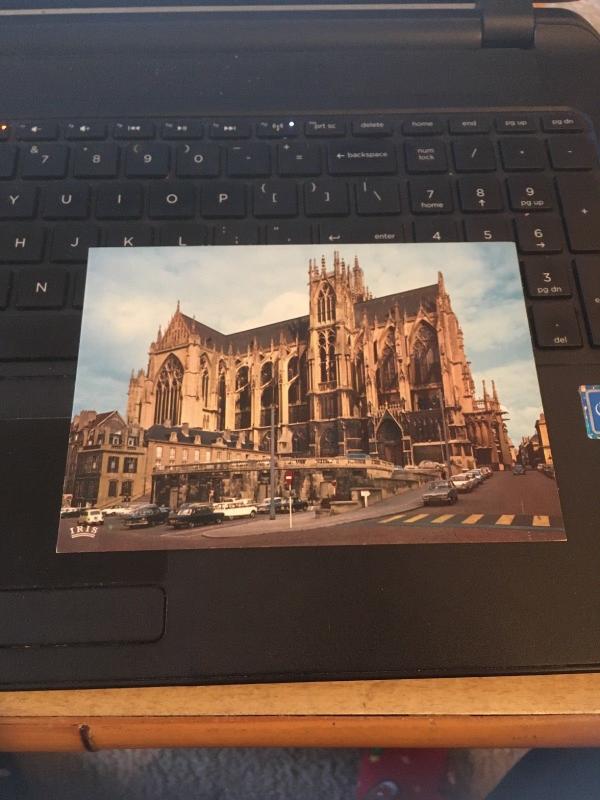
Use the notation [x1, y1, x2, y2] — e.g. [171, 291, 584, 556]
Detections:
[576, 256, 600, 345]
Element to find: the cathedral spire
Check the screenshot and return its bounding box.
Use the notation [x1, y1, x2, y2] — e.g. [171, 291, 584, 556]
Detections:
[482, 379, 489, 401]
[492, 379, 499, 402]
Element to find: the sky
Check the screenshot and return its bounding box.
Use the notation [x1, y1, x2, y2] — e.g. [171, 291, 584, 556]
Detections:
[74, 242, 541, 443]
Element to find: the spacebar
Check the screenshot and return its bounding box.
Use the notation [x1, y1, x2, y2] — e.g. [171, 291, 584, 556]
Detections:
[0, 314, 80, 360]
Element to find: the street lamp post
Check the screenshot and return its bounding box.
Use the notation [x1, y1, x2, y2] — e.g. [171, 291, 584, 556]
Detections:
[269, 404, 276, 520]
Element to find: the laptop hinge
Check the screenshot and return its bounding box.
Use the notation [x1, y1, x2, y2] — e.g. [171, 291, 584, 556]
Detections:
[479, 0, 535, 48]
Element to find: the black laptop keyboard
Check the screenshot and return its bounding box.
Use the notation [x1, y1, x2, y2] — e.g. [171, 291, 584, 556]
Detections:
[0, 110, 599, 362]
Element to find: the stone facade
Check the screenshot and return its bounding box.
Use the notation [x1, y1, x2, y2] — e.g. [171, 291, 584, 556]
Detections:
[127, 253, 513, 476]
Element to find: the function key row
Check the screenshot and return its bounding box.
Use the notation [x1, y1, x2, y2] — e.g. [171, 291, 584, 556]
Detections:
[1, 112, 589, 142]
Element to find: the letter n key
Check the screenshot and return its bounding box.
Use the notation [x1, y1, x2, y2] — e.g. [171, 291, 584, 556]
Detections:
[15, 267, 67, 308]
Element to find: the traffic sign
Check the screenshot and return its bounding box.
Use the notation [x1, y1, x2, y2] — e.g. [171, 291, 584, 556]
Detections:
[284, 470, 294, 485]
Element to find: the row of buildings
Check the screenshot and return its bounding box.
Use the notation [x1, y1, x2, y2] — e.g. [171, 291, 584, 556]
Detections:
[64, 254, 516, 510]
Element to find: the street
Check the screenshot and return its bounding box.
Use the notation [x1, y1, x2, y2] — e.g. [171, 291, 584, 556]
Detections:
[57, 470, 566, 552]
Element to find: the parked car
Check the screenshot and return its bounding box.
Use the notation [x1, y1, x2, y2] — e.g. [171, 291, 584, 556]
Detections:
[60, 506, 80, 518]
[171, 504, 225, 529]
[422, 481, 458, 506]
[513, 464, 527, 476]
[168, 502, 193, 526]
[465, 469, 484, 486]
[257, 497, 285, 514]
[77, 508, 103, 525]
[480, 466, 493, 479]
[123, 504, 169, 528]
[102, 505, 129, 516]
[212, 499, 258, 519]
[281, 497, 309, 512]
[450, 474, 475, 493]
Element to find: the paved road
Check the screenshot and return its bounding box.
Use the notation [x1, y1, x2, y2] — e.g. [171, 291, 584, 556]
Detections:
[57, 470, 565, 551]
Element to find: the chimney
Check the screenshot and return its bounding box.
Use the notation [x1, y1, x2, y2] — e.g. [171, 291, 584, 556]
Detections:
[181, 422, 190, 437]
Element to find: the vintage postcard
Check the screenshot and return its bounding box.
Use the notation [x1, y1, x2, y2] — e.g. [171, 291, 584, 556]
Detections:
[57, 242, 566, 552]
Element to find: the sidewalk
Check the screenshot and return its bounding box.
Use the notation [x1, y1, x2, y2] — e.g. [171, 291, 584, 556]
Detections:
[201, 486, 426, 538]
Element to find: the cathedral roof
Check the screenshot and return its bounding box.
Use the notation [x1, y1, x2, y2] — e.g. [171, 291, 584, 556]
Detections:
[145, 424, 254, 450]
[174, 282, 439, 354]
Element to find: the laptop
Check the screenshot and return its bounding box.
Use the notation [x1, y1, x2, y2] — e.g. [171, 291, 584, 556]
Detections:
[1, 0, 600, 690]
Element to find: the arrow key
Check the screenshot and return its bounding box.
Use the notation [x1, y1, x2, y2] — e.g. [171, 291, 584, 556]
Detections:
[514, 215, 564, 254]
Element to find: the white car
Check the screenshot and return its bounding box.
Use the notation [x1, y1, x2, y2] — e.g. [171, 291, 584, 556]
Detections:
[77, 508, 104, 525]
[212, 499, 258, 519]
[102, 506, 129, 516]
[450, 475, 475, 493]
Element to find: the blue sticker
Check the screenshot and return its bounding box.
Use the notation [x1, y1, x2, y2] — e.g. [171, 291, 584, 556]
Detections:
[579, 385, 600, 439]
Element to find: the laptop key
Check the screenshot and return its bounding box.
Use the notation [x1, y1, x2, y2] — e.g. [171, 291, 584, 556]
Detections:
[125, 144, 170, 178]
[0, 225, 45, 262]
[50, 224, 99, 262]
[352, 119, 393, 137]
[256, 120, 298, 139]
[0, 314, 81, 359]
[556, 174, 600, 252]
[495, 115, 537, 133]
[576, 256, 600, 345]
[15, 267, 67, 309]
[521, 257, 571, 299]
[409, 177, 453, 214]
[113, 121, 155, 139]
[209, 121, 251, 139]
[402, 118, 444, 136]
[0, 269, 10, 307]
[0, 146, 17, 179]
[318, 220, 404, 244]
[500, 138, 546, 171]
[104, 225, 154, 247]
[548, 136, 597, 170]
[159, 223, 207, 246]
[405, 141, 447, 173]
[64, 121, 107, 140]
[530, 301, 582, 348]
[96, 183, 143, 219]
[464, 217, 513, 242]
[148, 183, 196, 218]
[16, 122, 59, 141]
[201, 182, 246, 218]
[448, 116, 491, 135]
[265, 221, 312, 244]
[277, 143, 321, 176]
[514, 215, 564, 253]
[355, 180, 401, 215]
[414, 219, 458, 242]
[73, 144, 119, 178]
[507, 175, 554, 212]
[252, 181, 297, 217]
[452, 139, 496, 172]
[212, 223, 259, 245]
[176, 143, 220, 178]
[458, 176, 503, 213]
[0, 185, 37, 218]
[227, 144, 271, 177]
[541, 113, 585, 133]
[305, 120, 345, 137]
[21, 144, 68, 179]
[304, 180, 349, 216]
[328, 142, 396, 175]
[162, 120, 204, 140]
[43, 183, 90, 219]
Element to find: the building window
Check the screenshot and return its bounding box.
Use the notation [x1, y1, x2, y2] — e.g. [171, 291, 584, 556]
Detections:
[154, 354, 184, 426]
[169, 447, 176, 463]
[97, 434, 104, 445]
[411, 322, 441, 387]
[111, 434, 122, 446]
[260, 361, 278, 427]
[128, 436, 137, 446]
[107, 456, 119, 473]
[319, 329, 336, 385]
[155, 446, 163, 461]
[317, 282, 335, 323]
[235, 366, 251, 429]
[182, 449, 188, 463]
[108, 480, 118, 498]
[201, 360, 209, 406]
[124, 457, 137, 473]
[194, 450, 200, 462]
[217, 362, 227, 430]
[121, 480, 133, 498]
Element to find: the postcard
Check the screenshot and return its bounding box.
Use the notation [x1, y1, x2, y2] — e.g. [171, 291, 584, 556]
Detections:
[57, 242, 566, 552]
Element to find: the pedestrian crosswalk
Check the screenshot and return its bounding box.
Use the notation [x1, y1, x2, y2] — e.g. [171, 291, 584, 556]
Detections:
[378, 511, 564, 530]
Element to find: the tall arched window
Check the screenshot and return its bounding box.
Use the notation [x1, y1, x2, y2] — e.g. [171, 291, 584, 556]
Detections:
[235, 366, 251, 429]
[288, 353, 309, 423]
[317, 283, 336, 323]
[200, 356, 209, 407]
[318, 329, 336, 385]
[154, 354, 184, 425]
[217, 362, 226, 430]
[260, 361, 278, 427]
[411, 323, 441, 386]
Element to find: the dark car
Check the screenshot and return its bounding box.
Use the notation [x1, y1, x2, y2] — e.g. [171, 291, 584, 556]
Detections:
[257, 497, 285, 514]
[123, 504, 170, 528]
[513, 464, 527, 476]
[168, 502, 193, 526]
[282, 497, 309, 512]
[171, 503, 225, 529]
[422, 480, 458, 506]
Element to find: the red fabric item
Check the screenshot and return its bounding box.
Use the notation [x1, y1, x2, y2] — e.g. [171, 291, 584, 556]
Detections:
[357, 749, 451, 800]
